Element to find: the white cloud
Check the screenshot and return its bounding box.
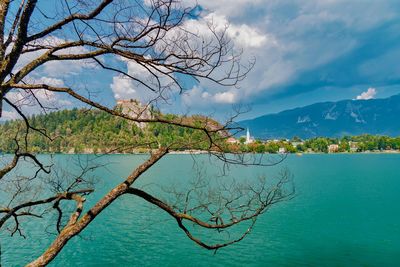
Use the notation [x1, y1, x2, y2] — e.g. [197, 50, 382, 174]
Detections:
[356, 87, 377, 100]
[13, 36, 98, 78]
[34, 77, 65, 87]
[182, 86, 205, 107]
[6, 88, 57, 107]
[1, 110, 19, 120]
[182, 86, 239, 106]
[3, 76, 72, 119]
[200, 12, 271, 48]
[172, 0, 396, 110]
[110, 57, 179, 103]
[111, 75, 137, 100]
[214, 91, 238, 104]
[42, 57, 96, 78]
[34, 89, 57, 103]
[110, 59, 154, 101]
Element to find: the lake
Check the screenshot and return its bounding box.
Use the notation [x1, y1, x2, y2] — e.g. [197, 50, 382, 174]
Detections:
[1, 154, 399, 266]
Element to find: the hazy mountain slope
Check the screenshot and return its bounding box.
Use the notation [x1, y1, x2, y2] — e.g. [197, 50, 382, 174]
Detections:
[239, 94, 400, 139]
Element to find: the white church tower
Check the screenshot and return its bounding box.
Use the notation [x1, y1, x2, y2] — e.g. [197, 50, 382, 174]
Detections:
[245, 128, 253, 144]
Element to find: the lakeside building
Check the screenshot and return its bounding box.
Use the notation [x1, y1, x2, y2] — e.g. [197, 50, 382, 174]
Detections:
[291, 141, 304, 147]
[328, 144, 339, 153]
[226, 137, 239, 144]
[266, 139, 283, 143]
[278, 147, 286, 154]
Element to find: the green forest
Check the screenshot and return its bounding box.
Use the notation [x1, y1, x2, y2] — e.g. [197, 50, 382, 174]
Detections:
[238, 135, 400, 154]
[0, 108, 222, 153]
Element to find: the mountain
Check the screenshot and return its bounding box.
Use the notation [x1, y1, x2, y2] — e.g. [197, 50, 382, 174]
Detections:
[239, 94, 400, 139]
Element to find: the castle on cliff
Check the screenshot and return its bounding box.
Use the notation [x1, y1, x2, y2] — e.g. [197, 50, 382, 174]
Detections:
[116, 99, 153, 129]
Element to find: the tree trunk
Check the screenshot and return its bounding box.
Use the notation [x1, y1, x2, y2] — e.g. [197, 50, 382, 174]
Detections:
[26, 148, 167, 267]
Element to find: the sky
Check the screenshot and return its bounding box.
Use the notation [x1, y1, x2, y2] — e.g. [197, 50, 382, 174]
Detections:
[3, 0, 400, 121]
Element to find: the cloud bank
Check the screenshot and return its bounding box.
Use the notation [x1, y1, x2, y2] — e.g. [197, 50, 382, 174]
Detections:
[356, 88, 377, 100]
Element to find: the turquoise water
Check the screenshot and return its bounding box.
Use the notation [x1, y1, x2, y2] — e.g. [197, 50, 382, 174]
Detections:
[1, 154, 400, 266]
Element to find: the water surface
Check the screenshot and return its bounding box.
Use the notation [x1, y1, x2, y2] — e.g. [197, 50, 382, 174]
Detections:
[1, 154, 399, 266]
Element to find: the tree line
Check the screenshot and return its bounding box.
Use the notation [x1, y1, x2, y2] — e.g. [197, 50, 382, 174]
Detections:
[228, 135, 400, 153]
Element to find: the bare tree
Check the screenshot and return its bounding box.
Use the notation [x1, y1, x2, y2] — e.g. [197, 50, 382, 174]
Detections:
[0, 1, 294, 266]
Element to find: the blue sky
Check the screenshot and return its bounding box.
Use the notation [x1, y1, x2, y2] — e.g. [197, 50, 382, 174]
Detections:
[3, 0, 400, 121]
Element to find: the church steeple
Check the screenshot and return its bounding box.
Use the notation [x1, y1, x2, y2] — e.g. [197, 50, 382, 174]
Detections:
[246, 128, 252, 144]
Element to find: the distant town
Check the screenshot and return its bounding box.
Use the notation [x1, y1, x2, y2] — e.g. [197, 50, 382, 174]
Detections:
[225, 129, 400, 154]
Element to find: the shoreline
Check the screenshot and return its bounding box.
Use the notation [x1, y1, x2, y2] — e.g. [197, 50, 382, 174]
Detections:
[2, 150, 400, 156]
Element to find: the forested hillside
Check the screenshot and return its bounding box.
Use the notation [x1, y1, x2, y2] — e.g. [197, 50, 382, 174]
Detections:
[0, 109, 222, 153]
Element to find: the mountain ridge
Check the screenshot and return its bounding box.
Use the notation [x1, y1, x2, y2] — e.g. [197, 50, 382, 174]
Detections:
[239, 94, 400, 139]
